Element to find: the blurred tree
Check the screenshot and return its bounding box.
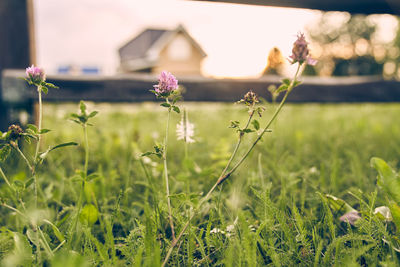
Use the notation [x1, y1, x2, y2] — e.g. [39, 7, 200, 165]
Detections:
[262, 47, 285, 75]
[385, 17, 400, 78]
[305, 12, 399, 77]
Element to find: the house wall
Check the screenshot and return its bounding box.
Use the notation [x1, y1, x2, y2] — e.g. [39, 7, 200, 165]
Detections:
[153, 33, 204, 76]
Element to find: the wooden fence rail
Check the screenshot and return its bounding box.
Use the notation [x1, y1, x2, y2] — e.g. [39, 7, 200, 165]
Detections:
[2, 69, 400, 130]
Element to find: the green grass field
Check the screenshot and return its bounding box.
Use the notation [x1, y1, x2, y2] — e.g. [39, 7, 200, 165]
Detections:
[2, 102, 400, 266]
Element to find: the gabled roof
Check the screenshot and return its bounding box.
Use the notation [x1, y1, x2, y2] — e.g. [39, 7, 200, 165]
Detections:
[118, 25, 207, 71]
[118, 29, 168, 61]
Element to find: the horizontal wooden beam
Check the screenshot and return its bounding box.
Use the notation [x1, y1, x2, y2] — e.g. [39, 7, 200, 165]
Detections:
[2, 69, 400, 104]
[193, 0, 400, 15]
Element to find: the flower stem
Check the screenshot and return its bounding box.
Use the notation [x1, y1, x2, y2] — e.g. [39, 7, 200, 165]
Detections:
[34, 86, 42, 161]
[216, 110, 254, 191]
[2, 203, 27, 218]
[33, 85, 43, 209]
[13, 143, 38, 207]
[164, 102, 176, 241]
[68, 124, 89, 248]
[83, 125, 89, 179]
[14, 144, 33, 172]
[161, 64, 302, 267]
[0, 166, 12, 188]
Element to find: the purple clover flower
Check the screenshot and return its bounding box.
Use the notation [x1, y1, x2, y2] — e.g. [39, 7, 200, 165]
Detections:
[339, 210, 361, 226]
[153, 71, 178, 98]
[289, 33, 317, 66]
[26, 65, 45, 85]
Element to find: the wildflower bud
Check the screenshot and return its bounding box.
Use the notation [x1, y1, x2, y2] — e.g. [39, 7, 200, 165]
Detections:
[25, 65, 46, 85]
[153, 71, 178, 98]
[7, 124, 23, 141]
[289, 33, 317, 66]
[241, 90, 259, 106]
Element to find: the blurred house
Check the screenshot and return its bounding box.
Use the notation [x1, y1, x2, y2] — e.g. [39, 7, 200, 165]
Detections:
[118, 25, 207, 75]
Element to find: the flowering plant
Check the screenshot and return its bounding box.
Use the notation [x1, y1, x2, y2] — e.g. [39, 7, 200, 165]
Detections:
[289, 33, 317, 66]
[160, 33, 316, 266]
[24, 65, 58, 94]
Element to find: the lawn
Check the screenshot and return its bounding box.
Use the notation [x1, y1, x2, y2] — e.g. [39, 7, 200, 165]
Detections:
[1, 102, 400, 266]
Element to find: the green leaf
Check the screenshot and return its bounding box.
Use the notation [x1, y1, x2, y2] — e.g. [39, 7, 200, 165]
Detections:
[252, 119, 260, 130]
[172, 106, 180, 113]
[229, 121, 240, 129]
[160, 102, 171, 108]
[70, 175, 84, 183]
[88, 111, 98, 118]
[51, 142, 78, 151]
[25, 178, 34, 188]
[371, 157, 400, 203]
[44, 82, 58, 89]
[23, 136, 31, 144]
[293, 80, 302, 87]
[79, 101, 87, 114]
[12, 180, 24, 190]
[276, 84, 288, 93]
[86, 173, 100, 182]
[242, 129, 254, 133]
[79, 204, 99, 226]
[39, 129, 51, 134]
[0, 146, 11, 162]
[27, 124, 38, 133]
[70, 113, 80, 119]
[282, 78, 291, 85]
[43, 219, 65, 242]
[41, 86, 48, 95]
[39, 142, 78, 160]
[256, 107, 265, 117]
[169, 192, 187, 201]
[325, 194, 355, 215]
[172, 96, 182, 104]
[388, 201, 400, 232]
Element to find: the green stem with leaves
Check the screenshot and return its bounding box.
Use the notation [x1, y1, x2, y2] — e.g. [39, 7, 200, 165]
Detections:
[164, 99, 176, 240]
[218, 109, 255, 186]
[69, 124, 89, 247]
[32, 85, 43, 209]
[83, 125, 89, 178]
[162, 64, 302, 267]
[34, 85, 43, 161]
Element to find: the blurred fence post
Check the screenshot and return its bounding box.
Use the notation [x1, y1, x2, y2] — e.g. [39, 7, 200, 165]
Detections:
[0, 0, 34, 131]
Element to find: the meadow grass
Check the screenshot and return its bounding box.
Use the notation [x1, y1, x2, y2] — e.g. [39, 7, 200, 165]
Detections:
[1, 102, 400, 266]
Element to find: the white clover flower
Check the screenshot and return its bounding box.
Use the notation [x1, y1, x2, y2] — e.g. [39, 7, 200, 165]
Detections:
[210, 228, 225, 234]
[374, 206, 392, 221]
[176, 109, 195, 143]
[309, 166, 318, 174]
[226, 224, 235, 233]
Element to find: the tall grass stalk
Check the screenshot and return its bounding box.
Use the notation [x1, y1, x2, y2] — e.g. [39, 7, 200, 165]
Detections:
[164, 100, 176, 240]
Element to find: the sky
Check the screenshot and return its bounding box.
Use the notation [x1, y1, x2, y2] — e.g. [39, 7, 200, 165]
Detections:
[33, 0, 398, 78]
